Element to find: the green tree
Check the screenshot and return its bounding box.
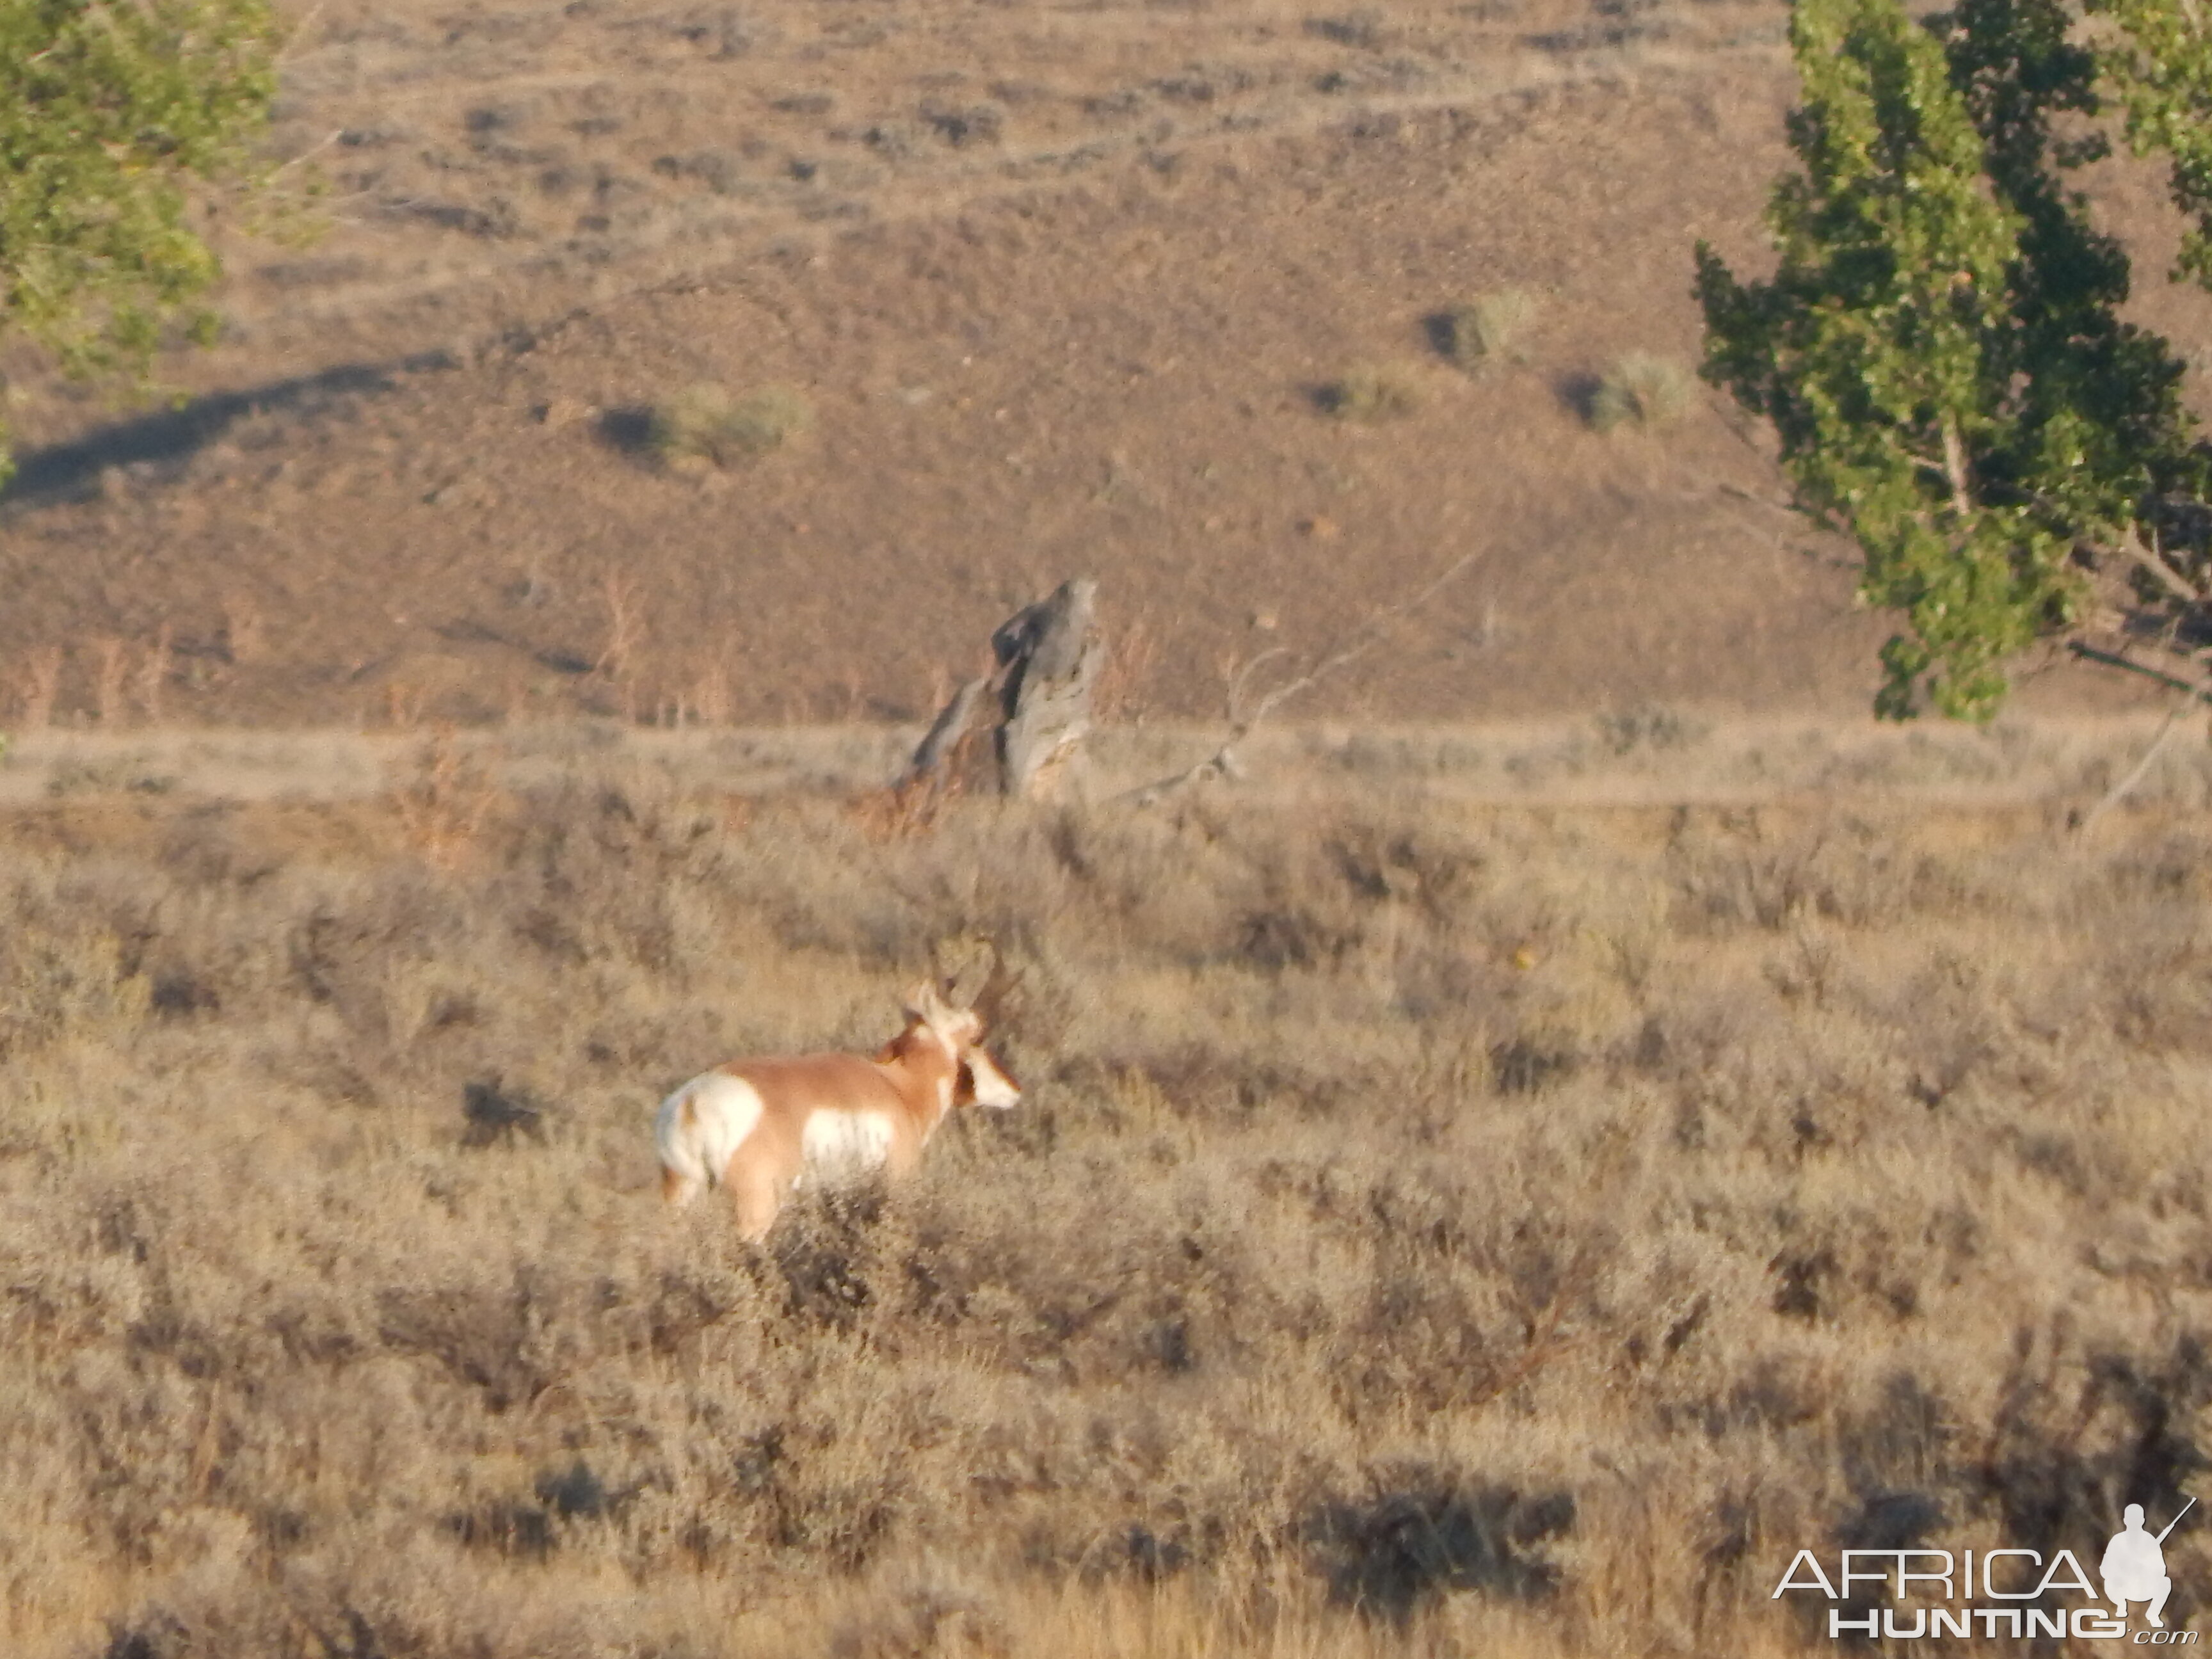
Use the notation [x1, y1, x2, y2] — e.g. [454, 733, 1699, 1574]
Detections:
[0, 0, 282, 490]
[2100, 0, 2212, 287]
[1697, 0, 2206, 719]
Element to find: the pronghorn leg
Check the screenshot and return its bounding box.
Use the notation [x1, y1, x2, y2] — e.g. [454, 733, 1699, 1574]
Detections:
[730, 1172, 782, 1243]
[662, 1164, 705, 1206]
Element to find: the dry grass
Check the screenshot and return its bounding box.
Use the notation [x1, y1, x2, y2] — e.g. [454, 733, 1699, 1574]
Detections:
[593, 569, 645, 680]
[387, 725, 509, 869]
[1317, 362, 1426, 422]
[4, 751, 2212, 1657]
[134, 627, 173, 726]
[1589, 353, 1694, 433]
[1092, 611, 1161, 728]
[648, 382, 813, 468]
[90, 636, 129, 727]
[1431, 290, 1539, 373]
[219, 594, 266, 668]
[7, 643, 63, 730]
[685, 655, 737, 728]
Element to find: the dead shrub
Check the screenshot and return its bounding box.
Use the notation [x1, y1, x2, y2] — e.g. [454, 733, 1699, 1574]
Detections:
[1316, 362, 1424, 422]
[649, 381, 812, 467]
[6, 643, 62, 728]
[91, 636, 129, 726]
[389, 725, 506, 869]
[1428, 289, 1538, 371]
[1589, 352, 1694, 432]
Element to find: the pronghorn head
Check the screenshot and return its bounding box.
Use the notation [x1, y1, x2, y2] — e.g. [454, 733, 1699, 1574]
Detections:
[897, 978, 1021, 1110]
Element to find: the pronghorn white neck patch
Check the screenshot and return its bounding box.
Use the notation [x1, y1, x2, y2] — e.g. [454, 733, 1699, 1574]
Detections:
[800, 1108, 897, 1182]
[965, 1049, 1020, 1109]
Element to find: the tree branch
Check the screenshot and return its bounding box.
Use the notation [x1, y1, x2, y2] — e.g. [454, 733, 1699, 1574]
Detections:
[2067, 639, 2212, 704]
[1939, 414, 1974, 514]
[2073, 697, 2192, 840]
[1118, 547, 1488, 806]
[2117, 526, 2206, 605]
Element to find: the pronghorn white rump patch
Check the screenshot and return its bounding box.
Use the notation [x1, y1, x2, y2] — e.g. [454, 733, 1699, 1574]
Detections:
[655, 1072, 765, 1203]
[799, 1108, 898, 1182]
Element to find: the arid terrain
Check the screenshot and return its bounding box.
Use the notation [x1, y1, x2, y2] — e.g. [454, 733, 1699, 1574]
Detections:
[0, 0, 2200, 731]
[0, 716, 2212, 1659]
[8, 1, 2212, 1655]
[4, 719, 2212, 1657]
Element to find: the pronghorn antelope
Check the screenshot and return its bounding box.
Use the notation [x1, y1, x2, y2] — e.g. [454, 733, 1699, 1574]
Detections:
[655, 979, 1019, 1240]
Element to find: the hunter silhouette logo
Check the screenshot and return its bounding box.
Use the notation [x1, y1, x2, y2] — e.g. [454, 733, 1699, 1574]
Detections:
[2105, 1500, 2193, 1630]
[1773, 1496, 2199, 1642]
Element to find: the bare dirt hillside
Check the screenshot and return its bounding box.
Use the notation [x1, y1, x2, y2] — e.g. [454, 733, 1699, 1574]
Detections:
[0, 0, 2197, 728]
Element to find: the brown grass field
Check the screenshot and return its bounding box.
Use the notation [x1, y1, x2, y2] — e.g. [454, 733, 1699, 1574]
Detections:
[7, 0, 2212, 1650]
[6, 718, 2212, 1656]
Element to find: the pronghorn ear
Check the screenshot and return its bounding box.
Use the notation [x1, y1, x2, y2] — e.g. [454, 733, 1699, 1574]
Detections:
[904, 980, 964, 1029]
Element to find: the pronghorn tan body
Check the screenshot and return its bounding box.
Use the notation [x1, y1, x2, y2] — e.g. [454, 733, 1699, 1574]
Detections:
[655, 982, 1019, 1240]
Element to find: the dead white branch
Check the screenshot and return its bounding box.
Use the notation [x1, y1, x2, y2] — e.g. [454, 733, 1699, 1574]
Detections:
[1118, 547, 1487, 806]
[2119, 527, 2206, 607]
[2074, 701, 2193, 840]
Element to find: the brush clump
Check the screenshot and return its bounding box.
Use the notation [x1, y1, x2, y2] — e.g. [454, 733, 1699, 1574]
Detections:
[649, 380, 812, 466]
[5, 760, 2210, 1658]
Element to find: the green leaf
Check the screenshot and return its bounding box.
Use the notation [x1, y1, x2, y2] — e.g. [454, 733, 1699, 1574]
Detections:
[0, 0, 280, 485]
[1698, 0, 2198, 720]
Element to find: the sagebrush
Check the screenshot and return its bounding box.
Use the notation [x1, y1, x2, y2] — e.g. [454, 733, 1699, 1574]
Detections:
[4, 764, 2210, 1656]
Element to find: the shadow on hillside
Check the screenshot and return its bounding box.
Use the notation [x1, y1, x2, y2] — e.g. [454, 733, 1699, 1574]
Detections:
[459, 1079, 548, 1148]
[1306, 1473, 1575, 1624]
[1978, 1339, 2211, 1591]
[1553, 369, 1604, 428]
[596, 405, 655, 456]
[0, 351, 456, 509]
[1787, 1347, 2212, 1644]
[1806, 1487, 1948, 1645]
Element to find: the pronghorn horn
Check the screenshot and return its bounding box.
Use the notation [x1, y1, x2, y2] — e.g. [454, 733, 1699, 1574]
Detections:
[931, 934, 998, 1015]
[966, 942, 1016, 1028]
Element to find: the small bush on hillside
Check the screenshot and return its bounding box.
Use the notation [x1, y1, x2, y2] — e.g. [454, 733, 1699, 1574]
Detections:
[1430, 289, 1538, 371]
[1589, 352, 1692, 432]
[648, 381, 812, 466]
[1595, 701, 1708, 755]
[1305, 10, 1389, 48]
[1317, 362, 1423, 422]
